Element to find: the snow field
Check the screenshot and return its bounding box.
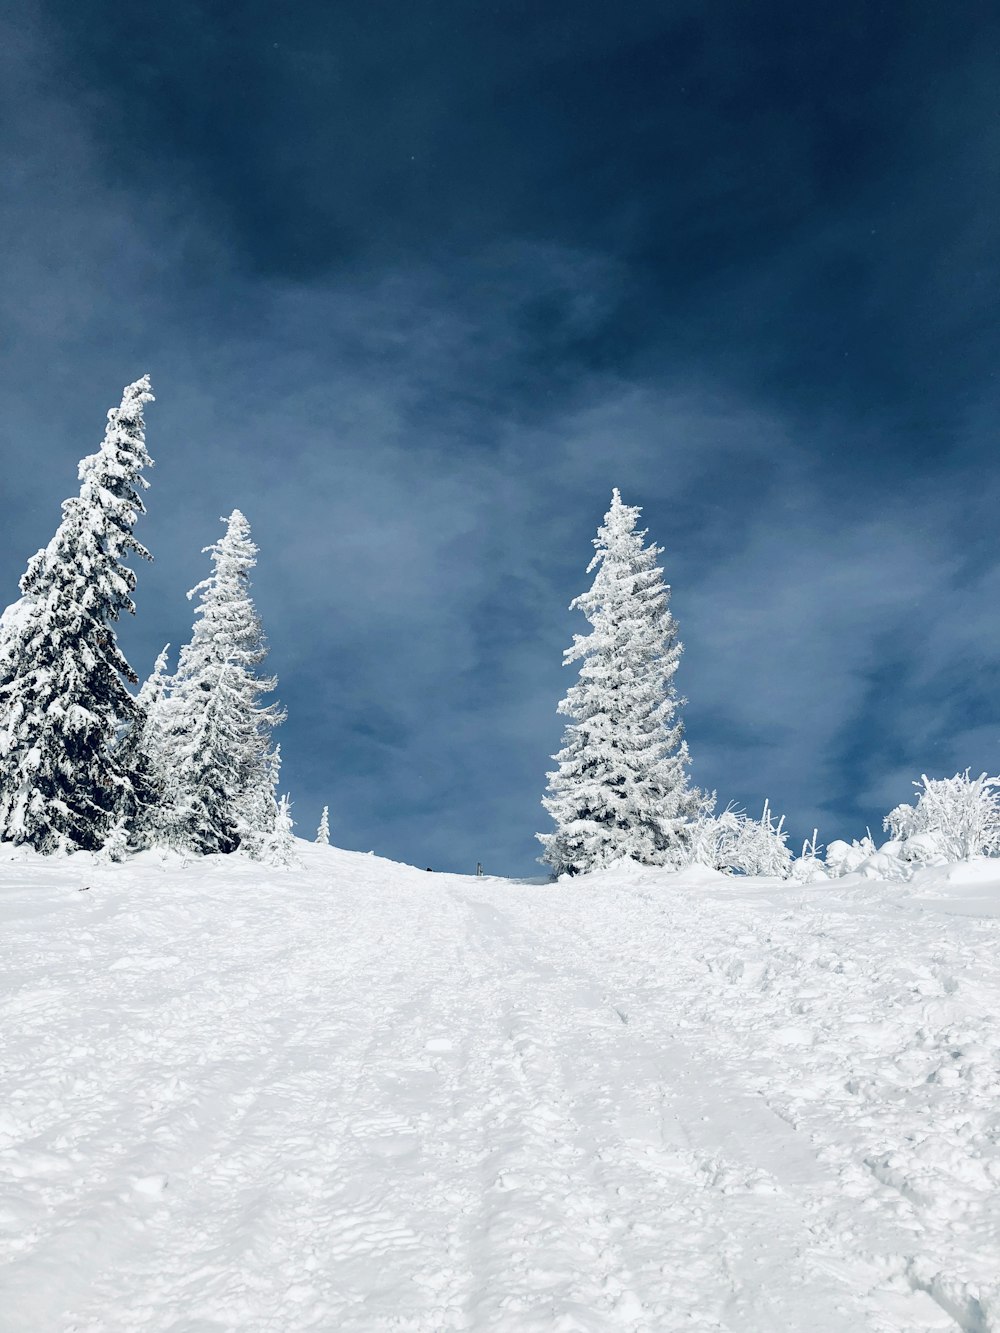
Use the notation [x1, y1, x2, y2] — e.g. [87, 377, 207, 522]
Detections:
[1, 844, 999, 1331]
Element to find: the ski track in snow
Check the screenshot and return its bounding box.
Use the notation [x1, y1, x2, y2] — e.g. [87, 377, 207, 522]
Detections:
[1, 846, 999, 1331]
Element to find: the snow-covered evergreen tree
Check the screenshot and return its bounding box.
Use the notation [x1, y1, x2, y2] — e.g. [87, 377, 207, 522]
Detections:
[0, 377, 155, 852]
[266, 793, 296, 867]
[0, 598, 32, 685]
[116, 642, 173, 848]
[538, 489, 698, 875]
[97, 818, 131, 864]
[236, 743, 282, 860]
[163, 511, 283, 855]
[316, 805, 330, 845]
[136, 644, 172, 735]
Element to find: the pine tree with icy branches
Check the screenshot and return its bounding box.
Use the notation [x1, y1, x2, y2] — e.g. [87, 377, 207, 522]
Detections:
[316, 805, 330, 845]
[538, 489, 697, 875]
[0, 377, 155, 852]
[236, 743, 282, 860]
[0, 598, 32, 685]
[266, 793, 296, 867]
[163, 510, 283, 854]
[135, 644, 172, 781]
[117, 642, 173, 848]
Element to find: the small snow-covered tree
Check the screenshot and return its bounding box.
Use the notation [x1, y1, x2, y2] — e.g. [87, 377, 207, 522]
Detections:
[538, 489, 698, 875]
[316, 805, 330, 845]
[97, 818, 131, 864]
[265, 793, 296, 867]
[0, 377, 154, 852]
[235, 742, 284, 860]
[134, 645, 172, 756]
[116, 642, 173, 848]
[163, 511, 284, 855]
[790, 829, 827, 883]
[884, 771, 1000, 863]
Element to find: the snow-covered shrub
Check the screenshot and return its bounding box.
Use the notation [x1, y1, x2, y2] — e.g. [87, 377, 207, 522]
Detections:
[824, 835, 877, 877]
[97, 819, 131, 864]
[884, 771, 1000, 863]
[735, 801, 794, 877]
[692, 799, 793, 878]
[824, 834, 911, 882]
[790, 830, 828, 882]
[685, 790, 725, 867]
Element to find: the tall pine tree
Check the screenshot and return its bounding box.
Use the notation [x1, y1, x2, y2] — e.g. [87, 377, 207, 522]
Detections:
[161, 510, 283, 854]
[0, 377, 154, 852]
[538, 489, 697, 875]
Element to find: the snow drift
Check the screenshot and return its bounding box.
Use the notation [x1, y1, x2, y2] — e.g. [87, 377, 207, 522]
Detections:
[1, 842, 999, 1331]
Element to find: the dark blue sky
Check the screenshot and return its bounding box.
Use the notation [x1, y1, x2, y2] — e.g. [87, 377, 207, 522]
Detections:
[2, 1, 999, 873]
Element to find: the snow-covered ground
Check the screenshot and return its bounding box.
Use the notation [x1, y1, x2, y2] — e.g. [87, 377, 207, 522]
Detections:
[1, 844, 999, 1332]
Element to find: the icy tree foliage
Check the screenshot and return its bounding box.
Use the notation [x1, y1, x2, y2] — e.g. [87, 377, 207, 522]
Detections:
[266, 793, 297, 867]
[97, 818, 131, 864]
[316, 805, 330, 845]
[161, 511, 284, 855]
[135, 644, 172, 738]
[0, 377, 154, 852]
[790, 829, 827, 883]
[231, 742, 283, 860]
[691, 799, 793, 878]
[824, 835, 878, 877]
[116, 642, 173, 847]
[0, 598, 33, 685]
[884, 771, 1000, 863]
[538, 489, 697, 875]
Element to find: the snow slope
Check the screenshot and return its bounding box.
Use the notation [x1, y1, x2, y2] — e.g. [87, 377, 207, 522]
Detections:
[1, 844, 999, 1332]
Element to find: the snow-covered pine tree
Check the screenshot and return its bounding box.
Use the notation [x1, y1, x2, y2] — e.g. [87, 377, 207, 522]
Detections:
[538, 488, 698, 876]
[134, 644, 172, 766]
[163, 510, 284, 855]
[118, 643, 173, 847]
[97, 818, 131, 864]
[0, 377, 155, 852]
[316, 805, 330, 845]
[236, 742, 282, 860]
[0, 598, 32, 685]
[266, 793, 296, 867]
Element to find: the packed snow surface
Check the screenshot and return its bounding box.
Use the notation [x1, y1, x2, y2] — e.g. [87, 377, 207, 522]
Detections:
[1, 845, 999, 1332]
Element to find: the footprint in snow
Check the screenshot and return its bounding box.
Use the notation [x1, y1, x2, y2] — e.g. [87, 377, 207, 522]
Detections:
[131, 1174, 168, 1198]
[425, 1037, 454, 1052]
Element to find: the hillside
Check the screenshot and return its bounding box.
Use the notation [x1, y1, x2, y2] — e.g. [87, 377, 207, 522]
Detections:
[1, 844, 999, 1332]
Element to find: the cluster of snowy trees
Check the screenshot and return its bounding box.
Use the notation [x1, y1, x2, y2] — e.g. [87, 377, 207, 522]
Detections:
[536, 490, 1000, 881]
[2, 377, 995, 878]
[0, 378, 293, 861]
